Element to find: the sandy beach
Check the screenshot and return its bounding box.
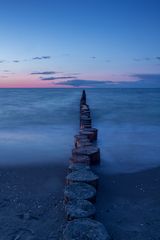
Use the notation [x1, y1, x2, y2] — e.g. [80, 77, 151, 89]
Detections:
[0, 163, 67, 240]
[96, 166, 160, 240]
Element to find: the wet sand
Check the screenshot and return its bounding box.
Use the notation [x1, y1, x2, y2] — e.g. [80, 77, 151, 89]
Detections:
[96, 167, 160, 240]
[0, 163, 67, 240]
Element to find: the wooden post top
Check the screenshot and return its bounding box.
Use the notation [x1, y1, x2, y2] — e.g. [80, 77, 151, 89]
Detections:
[80, 90, 86, 105]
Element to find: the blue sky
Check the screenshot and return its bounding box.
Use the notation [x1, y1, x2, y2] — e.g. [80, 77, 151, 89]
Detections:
[0, 0, 160, 87]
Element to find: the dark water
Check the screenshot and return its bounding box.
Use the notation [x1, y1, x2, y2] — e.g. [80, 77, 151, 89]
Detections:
[0, 88, 160, 173]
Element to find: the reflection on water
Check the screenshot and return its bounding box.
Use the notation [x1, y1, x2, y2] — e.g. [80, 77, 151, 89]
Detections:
[0, 88, 160, 173]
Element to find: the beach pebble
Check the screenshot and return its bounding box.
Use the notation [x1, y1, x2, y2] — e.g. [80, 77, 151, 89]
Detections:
[63, 218, 111, 240]
[65, 199, 96, 220]
[66, 169, 99, 188]
[64, 182, 96, 203]
[72, 146, 100, 165]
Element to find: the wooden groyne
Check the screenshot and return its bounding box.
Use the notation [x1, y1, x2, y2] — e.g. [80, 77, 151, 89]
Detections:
[63, 90, 111, 239]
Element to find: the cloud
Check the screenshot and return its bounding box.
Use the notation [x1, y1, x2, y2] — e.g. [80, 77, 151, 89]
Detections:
[42, 56, 51, 59]
[41, 76, 76, 81]
[133, 57, 151, 62]
[133, 58, 141, 62]
[53, 74, 160, 88]
[114, 73, 160, 88]
[54, 79, 113, 87]
[32, 57, 43, 60]
[132, 73, 160, 82]
[13, 60, 20, 63]
[90, 56, 96, 59]
[62, 53, 70, 57]
[144, 57, 151, 61]
[32, 56, 51, 60]
[31, 71, 57, 75]
[0, 75, 8, 78]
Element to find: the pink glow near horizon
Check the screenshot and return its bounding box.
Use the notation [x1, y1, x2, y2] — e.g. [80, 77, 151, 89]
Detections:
[0, 73, 139, 88]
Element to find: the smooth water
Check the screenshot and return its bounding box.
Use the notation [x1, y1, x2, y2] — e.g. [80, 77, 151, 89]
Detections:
[0, 88, 160, 173]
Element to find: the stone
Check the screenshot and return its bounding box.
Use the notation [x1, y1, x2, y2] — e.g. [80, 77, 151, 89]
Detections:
[66, 169, 99, 188]
[65, 200, 96, 220]
[72, 146, 100, 165]
[64, 182, 96, 203]
[63, 218, 111, 240]
[70, 155, 90, 164]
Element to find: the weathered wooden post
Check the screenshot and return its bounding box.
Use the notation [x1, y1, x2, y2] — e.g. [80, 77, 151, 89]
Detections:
[64, 182, 96, 203]
[63, 219, 111, 240]
[80, 89, 86, 105]
[65, 199, 96, 220]
[66, 169, 99, 189]
[72, 146, 100, 165]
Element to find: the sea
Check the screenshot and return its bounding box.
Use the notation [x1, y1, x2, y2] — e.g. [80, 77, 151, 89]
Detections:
[0, 88, 160, 173]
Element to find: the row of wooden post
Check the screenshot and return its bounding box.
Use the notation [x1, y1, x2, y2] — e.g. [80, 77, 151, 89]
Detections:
[62, 90, 111, 239]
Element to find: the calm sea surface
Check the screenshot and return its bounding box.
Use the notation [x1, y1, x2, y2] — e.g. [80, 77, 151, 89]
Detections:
[0, 88, 160, 173]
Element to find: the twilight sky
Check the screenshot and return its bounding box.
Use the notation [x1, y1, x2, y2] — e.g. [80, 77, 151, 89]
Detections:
[0, 0, 160, 88]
